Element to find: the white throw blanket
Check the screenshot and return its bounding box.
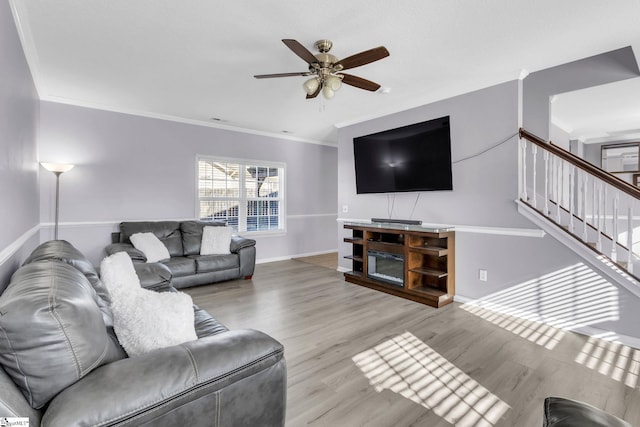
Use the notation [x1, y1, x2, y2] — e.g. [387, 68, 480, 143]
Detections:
[100, 252, 197, 357]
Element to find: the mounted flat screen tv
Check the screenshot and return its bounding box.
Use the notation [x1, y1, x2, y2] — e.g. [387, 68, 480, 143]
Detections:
[353, 116, 453, 194]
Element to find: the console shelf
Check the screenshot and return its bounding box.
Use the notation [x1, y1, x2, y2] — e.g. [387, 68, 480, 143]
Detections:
[343, 222, 455, 308]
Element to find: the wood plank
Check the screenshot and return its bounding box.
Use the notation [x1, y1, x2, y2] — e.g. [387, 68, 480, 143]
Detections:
[185, 260, 640, 427]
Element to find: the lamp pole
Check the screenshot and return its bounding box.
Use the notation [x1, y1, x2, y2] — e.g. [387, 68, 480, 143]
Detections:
[53, 171, 62, 240]
[41, 162, 74, 241]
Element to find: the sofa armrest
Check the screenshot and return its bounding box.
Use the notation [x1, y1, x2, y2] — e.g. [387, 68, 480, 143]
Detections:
[0, 367, 41, 422]
[42, 329, 286, 427]
[132, 262, 173, 292]
[230, 235, 256, 253]
[105, 243, 147, 262]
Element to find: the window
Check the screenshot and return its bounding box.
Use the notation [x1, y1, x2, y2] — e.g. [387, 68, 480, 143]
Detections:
[197, 156, 285, 233]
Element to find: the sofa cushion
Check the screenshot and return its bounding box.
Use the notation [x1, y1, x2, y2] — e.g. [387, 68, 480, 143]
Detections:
[190, 254, 239, 274]
[181, 220, 226, 256]
[161, 257, 197, 277]
[130, 232, 171, 262]
[23, 240, 109, 303]
[120, 221, 184, 257]
[100, 252, 197, 357]
[20, 240, 126, 363]
[0, 261, 116, 409]
[201, 226, 233, 255]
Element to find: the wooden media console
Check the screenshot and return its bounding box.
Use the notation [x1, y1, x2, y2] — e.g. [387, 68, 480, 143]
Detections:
[343, 222, 455, 308]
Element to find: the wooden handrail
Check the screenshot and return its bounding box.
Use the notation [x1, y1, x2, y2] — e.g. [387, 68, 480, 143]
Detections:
[519, 128, 640, 200]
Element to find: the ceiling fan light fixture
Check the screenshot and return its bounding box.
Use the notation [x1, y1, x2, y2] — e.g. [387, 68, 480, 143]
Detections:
[322, 85, 335, 99]
[326, 75, 342, 91]
[303, 77, 320, 95]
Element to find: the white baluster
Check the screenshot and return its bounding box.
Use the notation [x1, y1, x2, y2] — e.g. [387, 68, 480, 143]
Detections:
[628, 205, 634, 274]
[532, 145, 538, 208]
[603, 186, 608, 235]
[556, 159, 562, 223]
[521, 140, 527, 202]
[569, 166, 575, 233]
[544, 151, 550, 215]
[592, 180, 596, 227]
[582, 173, 588, 242]
[612, 191, 618, 263]
[597, 182, 603, 251]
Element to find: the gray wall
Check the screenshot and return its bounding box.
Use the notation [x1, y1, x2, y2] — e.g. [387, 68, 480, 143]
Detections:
[38, 102, 338, 264]
[338, 80, 553, 288]
[0, 1, 40, 288]
[523, 46, 640, 140]
[337, 78, 640, 341]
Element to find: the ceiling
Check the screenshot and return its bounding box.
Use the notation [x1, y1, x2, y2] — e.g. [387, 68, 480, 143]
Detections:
[552, 77, 640, 144]
[9, 0, 640, 146]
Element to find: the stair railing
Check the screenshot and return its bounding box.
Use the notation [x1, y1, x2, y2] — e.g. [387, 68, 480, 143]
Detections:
[518, 129, 640, 275]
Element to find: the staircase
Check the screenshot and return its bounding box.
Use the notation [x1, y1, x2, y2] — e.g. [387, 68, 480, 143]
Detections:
[517, 129, 640, 298]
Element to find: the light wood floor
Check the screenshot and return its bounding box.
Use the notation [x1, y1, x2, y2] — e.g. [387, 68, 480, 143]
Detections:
[185, 259, 640, 427]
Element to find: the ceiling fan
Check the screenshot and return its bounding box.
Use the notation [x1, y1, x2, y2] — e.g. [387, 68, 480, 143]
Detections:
[254, 39, 390, 100]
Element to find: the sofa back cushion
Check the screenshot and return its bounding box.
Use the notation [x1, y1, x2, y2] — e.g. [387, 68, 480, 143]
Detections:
[21, 240, 126, 363]
[181, 220, 226, 256]
[0, 261, 117, 408]
[120, 221, 184, 257]
[24, 240, 107, 301]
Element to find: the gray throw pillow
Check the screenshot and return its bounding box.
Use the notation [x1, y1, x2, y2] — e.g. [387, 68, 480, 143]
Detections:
[0, 261, 115, 408]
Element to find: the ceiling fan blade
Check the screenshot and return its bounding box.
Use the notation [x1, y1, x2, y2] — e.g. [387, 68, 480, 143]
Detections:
[306, 85, 321, 99]
[340, 73, 381, 91]
[335, 46, 389, 71]
[254, 72, 311, 79]
[282, 39, 318, 66]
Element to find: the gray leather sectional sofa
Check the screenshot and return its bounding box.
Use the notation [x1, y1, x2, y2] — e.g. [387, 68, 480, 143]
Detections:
[106, 220, 256, 289]
[0, 240, 286, 426]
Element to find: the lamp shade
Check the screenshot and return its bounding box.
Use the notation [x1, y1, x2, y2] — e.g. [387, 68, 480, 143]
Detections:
[322, 85, 335, 99]
[325, 75, 342, 91]
[41, 162, 75, 174]
[303, 78, 320, 95]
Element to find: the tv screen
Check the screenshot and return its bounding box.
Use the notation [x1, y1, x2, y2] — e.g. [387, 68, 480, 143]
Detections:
[353, 116, 453, 194]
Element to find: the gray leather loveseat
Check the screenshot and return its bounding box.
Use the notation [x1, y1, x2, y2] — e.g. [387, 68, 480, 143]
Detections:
[106, 220, 256, 289]
[0, 240, 286, 426]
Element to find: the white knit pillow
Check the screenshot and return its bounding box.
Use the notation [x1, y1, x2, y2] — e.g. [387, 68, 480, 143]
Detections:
[100, 252, 197, 357]
[200, 226, 232, 255]
[130, 232, 170, 262]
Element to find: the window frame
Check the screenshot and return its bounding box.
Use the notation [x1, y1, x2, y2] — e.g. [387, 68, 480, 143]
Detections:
[196, 155, 286, 235]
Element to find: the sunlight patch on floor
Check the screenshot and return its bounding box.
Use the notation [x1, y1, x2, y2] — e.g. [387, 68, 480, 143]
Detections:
[461, 263, 619, 349]
[461, 304, 565, 349]
[575, 332, 640, 388]
[353, 332, 510, 426]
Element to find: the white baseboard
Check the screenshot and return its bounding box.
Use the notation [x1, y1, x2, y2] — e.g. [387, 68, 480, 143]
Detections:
[256, 248, 338, 265]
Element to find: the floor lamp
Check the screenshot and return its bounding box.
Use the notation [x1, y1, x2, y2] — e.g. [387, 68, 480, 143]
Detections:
[41, 162, 74, 240]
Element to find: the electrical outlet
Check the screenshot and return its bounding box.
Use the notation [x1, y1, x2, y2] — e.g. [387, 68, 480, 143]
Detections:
[479, 269, 488, 282]
[342, 204, 349, 213]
